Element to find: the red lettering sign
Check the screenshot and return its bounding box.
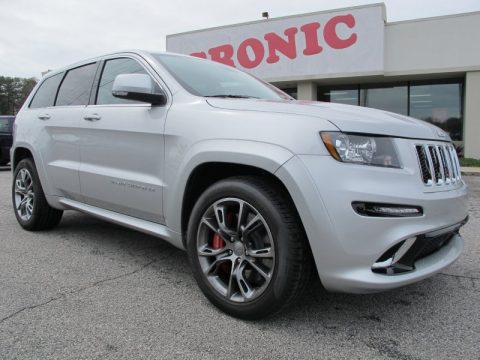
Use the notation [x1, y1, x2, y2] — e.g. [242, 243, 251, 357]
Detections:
[324, 15, 357, 49]
[264, 27, 298, 64]
[190, 13, 358, 69]
[237, 38, 265, 69]
[208, 44, 235, 66]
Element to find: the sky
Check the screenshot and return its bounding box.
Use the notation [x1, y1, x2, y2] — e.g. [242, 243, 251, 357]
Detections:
[1, 0, 479, 78]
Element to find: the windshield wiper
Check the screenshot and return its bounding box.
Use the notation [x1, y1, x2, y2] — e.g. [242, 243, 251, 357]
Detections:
[205, 95, 259, 99]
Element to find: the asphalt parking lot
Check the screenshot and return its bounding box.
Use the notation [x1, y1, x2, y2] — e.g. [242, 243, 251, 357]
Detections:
[0, 168, 479, 360]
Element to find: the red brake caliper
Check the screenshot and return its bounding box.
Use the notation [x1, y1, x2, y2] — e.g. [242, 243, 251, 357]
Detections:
[212, 233, 224, 250]
[212, 233, 228, 276]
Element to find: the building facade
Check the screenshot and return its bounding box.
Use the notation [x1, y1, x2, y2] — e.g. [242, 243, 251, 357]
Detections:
[167, 4, 480, 158]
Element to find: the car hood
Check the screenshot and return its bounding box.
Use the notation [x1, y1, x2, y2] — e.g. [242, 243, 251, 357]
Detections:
[206, 98, 450, 141]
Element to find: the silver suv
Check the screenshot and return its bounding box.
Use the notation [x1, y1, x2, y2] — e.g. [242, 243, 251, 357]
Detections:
[11, 51, 468, 319]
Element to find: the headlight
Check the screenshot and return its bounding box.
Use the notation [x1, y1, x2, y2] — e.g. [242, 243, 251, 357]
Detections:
[320, 132, 401, 168]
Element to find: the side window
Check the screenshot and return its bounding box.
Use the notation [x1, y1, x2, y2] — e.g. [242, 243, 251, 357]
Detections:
[29, 73, 63, 109]
[56, 63, 97, 106]
[96, 58, 149, 105]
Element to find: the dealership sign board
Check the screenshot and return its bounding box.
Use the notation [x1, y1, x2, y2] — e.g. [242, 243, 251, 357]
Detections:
[167, 5, 385, 81]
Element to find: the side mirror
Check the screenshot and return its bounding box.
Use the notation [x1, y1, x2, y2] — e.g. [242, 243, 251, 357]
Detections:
[112, 74, 167, 106]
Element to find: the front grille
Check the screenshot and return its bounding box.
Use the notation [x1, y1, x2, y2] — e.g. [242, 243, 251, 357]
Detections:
[415, 143, 461, 186]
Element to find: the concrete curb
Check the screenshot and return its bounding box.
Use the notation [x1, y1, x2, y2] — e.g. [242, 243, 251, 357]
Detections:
[461, 167, 480, 176]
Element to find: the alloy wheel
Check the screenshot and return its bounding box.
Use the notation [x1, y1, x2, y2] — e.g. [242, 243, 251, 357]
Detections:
[196, 198, 275, 303]
[14, 168, 34, 221]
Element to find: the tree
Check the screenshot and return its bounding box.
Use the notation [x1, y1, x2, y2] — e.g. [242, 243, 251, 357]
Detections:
[0, 76, 38, 115]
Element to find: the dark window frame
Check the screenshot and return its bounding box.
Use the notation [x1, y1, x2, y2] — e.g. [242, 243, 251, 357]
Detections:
[28, 72, 65, 109]
[54, 62, 99, 107]
[94, 56, 158, 106]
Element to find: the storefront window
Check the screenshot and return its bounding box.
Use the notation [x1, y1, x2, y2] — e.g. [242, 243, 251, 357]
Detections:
[360, 84, 408, 115]
[318, 86, 358, 105]
[280, 87, 298, 99]
[317, 79, 464, 140]
[409, 81, 463, 141]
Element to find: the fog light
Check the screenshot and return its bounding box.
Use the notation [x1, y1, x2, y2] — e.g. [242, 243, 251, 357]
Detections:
[352, 202, 423, 217]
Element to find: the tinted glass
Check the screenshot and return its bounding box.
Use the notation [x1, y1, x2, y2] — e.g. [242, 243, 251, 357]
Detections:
[0, 117, 14, 132]
[97, 58, 148, 105]
[29, 73, 63, 109]
[153, 54, 285, 100]
[280, 87, 298, 100]
[360, 84, 408, 115]
[410, 81, 463, 141]
[318, 86, 359, 105]
[56, 63, 97, 106]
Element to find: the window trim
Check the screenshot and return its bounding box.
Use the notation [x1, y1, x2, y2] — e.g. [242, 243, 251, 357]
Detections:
[93, 56, 168, 106]
[54, 62, 99, 107]
[28, 72, 64, 109]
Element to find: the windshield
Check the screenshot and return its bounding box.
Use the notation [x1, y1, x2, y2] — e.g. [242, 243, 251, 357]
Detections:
[153, 53, 289, 100]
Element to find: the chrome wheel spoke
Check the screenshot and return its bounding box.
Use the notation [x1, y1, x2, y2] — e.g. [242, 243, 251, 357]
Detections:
[236, 200, 246, 234]
[246, 247, 273, 258]
[213, 204, 231, 234]
[226, 260, 239, 299]
[198, 244, 228, 257]
[26, 202, 34, 216]
[236, 263, 254, 300]
[201, 217, 219, 233]
[242, 215, 262, 238]
[17, 197, 28, 211]
[246, 259, 271, 280]
[20, 169, 27, 183]
[204, 257, 228, 275]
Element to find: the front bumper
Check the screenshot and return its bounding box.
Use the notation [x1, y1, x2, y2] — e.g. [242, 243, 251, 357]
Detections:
[275, 151, 468, 294]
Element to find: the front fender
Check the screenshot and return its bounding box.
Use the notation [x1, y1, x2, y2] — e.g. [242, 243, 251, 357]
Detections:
[163, 139, 294, 233]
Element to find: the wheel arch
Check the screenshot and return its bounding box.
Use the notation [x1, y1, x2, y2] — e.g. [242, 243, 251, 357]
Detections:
[180, 162, 303, 247]
[11, 143, 53, 197]
[12, 146, 35, 170]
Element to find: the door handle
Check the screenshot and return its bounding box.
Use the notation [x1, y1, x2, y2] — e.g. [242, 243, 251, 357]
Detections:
[38, 114, 50, 120]
[83, 114, 101, 121]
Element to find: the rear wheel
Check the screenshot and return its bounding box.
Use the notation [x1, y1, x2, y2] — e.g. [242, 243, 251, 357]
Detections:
[187, 176, 311, 319]
[12, 158, 63, 230]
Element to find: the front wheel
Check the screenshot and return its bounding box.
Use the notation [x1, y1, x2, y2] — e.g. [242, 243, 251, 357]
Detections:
[187, 176, 311, 319]
[12, 158, 63, 230]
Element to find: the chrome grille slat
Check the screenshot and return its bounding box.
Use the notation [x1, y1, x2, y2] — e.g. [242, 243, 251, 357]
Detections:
[434, 146, 445, 184]
[447, 146, 458, 180]
[440, 145, 453, 184]
[424, 146, 437, 184]
[415, 143, 461, 187]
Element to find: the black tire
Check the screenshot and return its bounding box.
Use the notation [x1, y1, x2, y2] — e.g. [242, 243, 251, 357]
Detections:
[12, 158, 63, 230]
[187, 176, 311, 320]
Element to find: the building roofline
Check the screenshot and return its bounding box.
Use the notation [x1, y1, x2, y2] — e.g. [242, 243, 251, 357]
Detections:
[386, 9, 480, 26]
[167, 4, 480, 39]
[166, 3, 386, 39]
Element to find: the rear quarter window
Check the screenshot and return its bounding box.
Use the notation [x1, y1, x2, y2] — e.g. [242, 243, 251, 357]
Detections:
[29, 73, 63, 109]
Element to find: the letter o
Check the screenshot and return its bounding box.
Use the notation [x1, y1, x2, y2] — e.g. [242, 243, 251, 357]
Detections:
[237, 38, 265, 69]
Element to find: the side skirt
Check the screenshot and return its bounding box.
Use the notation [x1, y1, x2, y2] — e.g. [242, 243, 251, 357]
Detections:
[58, 198, 185, 250]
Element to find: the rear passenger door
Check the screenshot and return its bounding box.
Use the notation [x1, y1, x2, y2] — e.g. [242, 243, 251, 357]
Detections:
[78, 56, 168, 224]
[28, 63, 98, 200]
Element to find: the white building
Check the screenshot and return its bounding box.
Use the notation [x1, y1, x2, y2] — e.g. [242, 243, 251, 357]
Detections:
[167, 3, 480, 158]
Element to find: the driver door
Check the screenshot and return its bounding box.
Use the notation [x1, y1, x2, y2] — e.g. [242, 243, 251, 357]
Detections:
[78, 56, 168, 223]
